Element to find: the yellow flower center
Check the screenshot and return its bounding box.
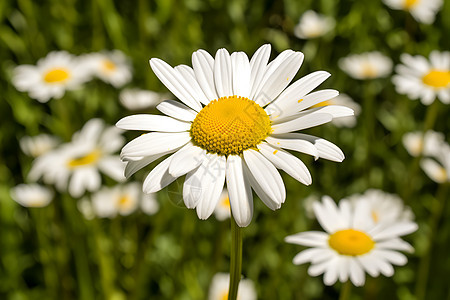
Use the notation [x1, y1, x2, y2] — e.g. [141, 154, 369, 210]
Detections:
[67, 149, 101, 168]
[404, 0, 418, 9]
[102, 59, 117, 72]
[434, 166, 448, 183]
[328, 229, 375, 256]
[190, 96, 271, 156]
[220, 292, 228, 300]
[118, 195, 132, 209]
[220, 196, 231, 209]
[361, 63, 377, 78]
[422, 69, 450, 89]
[43, 68, 70, 83]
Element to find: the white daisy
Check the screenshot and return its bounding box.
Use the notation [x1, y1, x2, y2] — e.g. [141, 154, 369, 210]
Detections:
[285, 196, 418, 286]
[117, 45, 352, 227]
[311, 93, 361, 127]
[339, 52, 393, 80]
[84, 50, 132, 88]
[119, 88, 165, 110]
[402, 130, 445, 157]
[294, 10, 335, 39]
[214, 188, 231, 221]
[141, 193, 160, 215]
[382, 0, 443, 24]
[90, 183, 141, 218]
[348, 189, 414, 225]
[392, 51, 450, 105]
[10, 184, 53, 207]
[28, 118, 126, 198]
[12, 51, 90, 103]
[19, 134, 60, 157]
[208, 273, 256, 300]
[420, 143, 450, 183]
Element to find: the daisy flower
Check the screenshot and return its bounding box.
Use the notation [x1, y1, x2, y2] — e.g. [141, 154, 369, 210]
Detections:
[208, 273, 256, 300]
[12, 51, 90, 103]
[294, 10, 335, 39]
[285, 196, 418, 286]
[312, 93, 360, 127]
[420, 144, 450, 183]
[392, 51, 450, 105]
[402, 130, 445, 157]
[10, 184, 53, 207]
[117, 45, 353, 227]
[348, 189, 413, 225]
[19, 134, 60, 157]
[339, 52, 393, 80]
[119, 88, 165, 110]
[84, 50, 132, 88]
[90, 183, 142, 218]
[214, 188, 231, 221]
[382, 0, 443, 24]
[28, 119, 126, 198]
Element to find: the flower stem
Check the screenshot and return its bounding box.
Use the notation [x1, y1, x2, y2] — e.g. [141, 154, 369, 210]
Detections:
[339, 281, 352, 300]
[228, 215, 243, 300]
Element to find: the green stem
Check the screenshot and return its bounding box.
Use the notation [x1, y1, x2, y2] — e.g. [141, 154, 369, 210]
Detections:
[362, 81, 375, 185]
[228, 215, 243, 300]
[415, 183, 448, 300]
[339, 281, 352, 300]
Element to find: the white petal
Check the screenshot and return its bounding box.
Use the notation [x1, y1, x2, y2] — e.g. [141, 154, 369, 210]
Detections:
[372, 249, 407, 266]
[313, 196, 345, 233]
[349, 259, 365, 286]
[249, 44, 271, 98]
[149, 58, 202, 111]
[376, 238, 414, 253]
[323, 258, 340, 286]
[271, 113, 333, 134]
[285, 133, 345, 162]
[254, 51, 305, 107]
[244, 163, 281, 210]
[214, 48, 233, 97]
[258, 142, 312, 185]
[371, 222, 418, 240]
[156, 100, 197, 122]
[243, 149, 285, 205]
[284, 231, 329, 247]
[142, 155, 177, 193]
[120, 132, 191, 159]
[265, 135, 319, 158]
[124, 155, 163, 178]
[116, 115, 191, 132]
[192, 49, 218, 101]
[357, 255, 380, 277]
[169, 143, 206, 177]
[292, 248, 324, 265]
[226, 155, 253, 227]
[175, 64, 210, 105]
[231, 52, 251, 98]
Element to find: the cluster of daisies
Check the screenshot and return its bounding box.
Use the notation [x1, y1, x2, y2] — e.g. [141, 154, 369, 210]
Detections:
[403, 130, 450, 183]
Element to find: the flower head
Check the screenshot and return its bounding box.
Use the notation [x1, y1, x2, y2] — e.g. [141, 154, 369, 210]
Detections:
[28, 119, 126, 197]
[382, 0, 443, 24]
[294, 10, 335, 39]
[393, 51, 450, 105]
[83, 50, 132, 88]
[339, 52, 393, 80]
[420, 143, 450, 183]
[117, 45, 352, 227]
[208, 273, 256, 300]
[10, 184, 53, 207]
[12, 51, 90, 102]
[403, 130, 445, 157]
[285, 196, 418, 286]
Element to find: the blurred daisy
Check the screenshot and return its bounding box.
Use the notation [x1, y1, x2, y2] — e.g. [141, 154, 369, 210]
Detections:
[402, 130, 445, 157]
[420, 144, 450, 183]
[91, 183, 141, 218]
[214, 189, 231, 221]
[349, 189, 413, 225]
[12, 51, 90, 103]
[28, 119, 126, 198]
[294, 10, 335, 39]
[117, 45, 352, 227]
[84, 50, 132, 88]
[339, 52, 393, 80]
[208, 273, 256, 300]
[382, 0, 443, 24]
[119, 88, 165, 110]
[141, 193, 160, 215]
[285, 196, 418, 286]
[392, 51, 450, 105]
[312, 93, 360, 127]
[10, 184, 53, 207]
[20, 134, 60, 157]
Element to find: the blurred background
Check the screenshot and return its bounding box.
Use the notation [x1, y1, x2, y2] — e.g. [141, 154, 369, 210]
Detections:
[1, 0, 449, 299]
